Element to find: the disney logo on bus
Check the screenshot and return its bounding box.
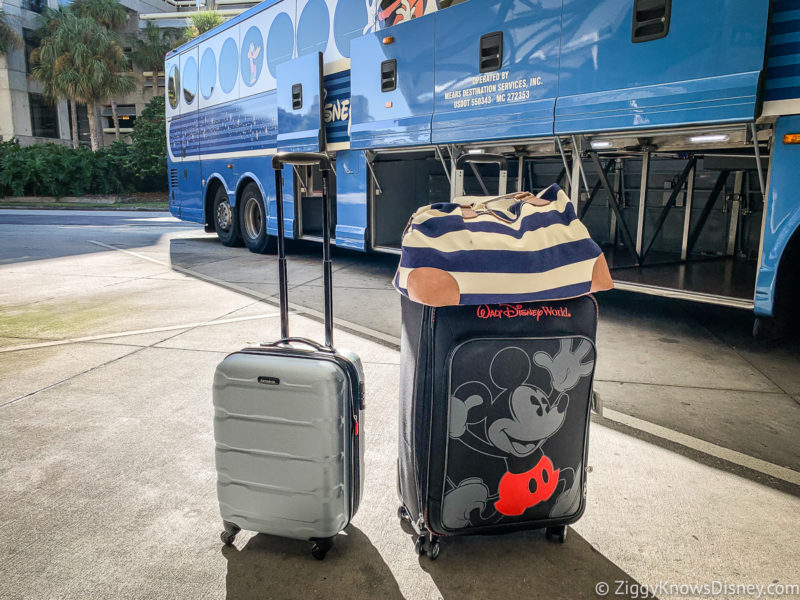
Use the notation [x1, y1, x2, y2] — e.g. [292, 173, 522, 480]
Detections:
[324, 98, 350, 124]
[476, 304, 572, 320]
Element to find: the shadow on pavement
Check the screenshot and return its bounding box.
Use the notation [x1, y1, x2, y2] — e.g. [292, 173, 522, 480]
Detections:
[222, 526, 405, 600]
[405, 523, 640, 600]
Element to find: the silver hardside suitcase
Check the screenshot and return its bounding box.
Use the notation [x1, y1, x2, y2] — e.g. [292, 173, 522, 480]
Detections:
[213, 152, 365, 560]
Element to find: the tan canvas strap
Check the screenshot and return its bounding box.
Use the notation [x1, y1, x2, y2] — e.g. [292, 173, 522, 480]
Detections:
[462, 191, 548, 222]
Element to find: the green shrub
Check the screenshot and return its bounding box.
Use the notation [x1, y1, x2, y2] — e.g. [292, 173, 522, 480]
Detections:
[125, 95, 167, 192]
[0, 95, 168, 197]
[0, 139, 131, 197]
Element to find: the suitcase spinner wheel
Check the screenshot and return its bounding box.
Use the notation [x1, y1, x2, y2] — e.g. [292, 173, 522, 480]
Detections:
[220, 521, 240, 546]
[310, 537, 335, 560]
[546, 525, 568, 544]
[413, 533, 440, 560]
[397, 505, 411, 522]
[398, 507, 440, 560]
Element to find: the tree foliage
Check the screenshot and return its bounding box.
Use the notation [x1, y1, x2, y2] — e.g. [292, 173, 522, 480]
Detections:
[125, 95, 167, 191]
[32, 2, 133, 150]
[182, 10, 224, 42]
[70, 0, 128, 30]
[0, 9, 23, 56]
[129, 23, 179, 95]
[0, 96, 169, 197]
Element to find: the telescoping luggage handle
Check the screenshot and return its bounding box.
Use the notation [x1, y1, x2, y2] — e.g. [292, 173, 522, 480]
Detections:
[272, 152, 334, 350]
[452, 152, 508, 199]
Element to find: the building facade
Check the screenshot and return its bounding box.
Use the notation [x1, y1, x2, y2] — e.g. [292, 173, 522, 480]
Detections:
[0, 0, 179, 147]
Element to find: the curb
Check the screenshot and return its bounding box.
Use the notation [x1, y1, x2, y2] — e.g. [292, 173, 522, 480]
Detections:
[0, 205, 169, 211]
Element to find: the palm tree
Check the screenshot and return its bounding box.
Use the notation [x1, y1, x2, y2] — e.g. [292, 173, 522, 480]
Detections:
[129, 23, 177, 96]
[106, 66, 136, 140]
[33, 12, 126, 150]
[0, 9, 23, 56]
[69, 0, 132, 142]
[182, 10, 224, 43]
[69, 0, 128, 30]
[30, 9, 79, 147]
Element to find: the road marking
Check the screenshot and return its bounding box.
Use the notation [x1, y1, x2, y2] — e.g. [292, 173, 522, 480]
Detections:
[602, 408, 800, 486]
[88, 240, 402, 346]
[0, 312, 280, 354]
[89, 239, 800, 487]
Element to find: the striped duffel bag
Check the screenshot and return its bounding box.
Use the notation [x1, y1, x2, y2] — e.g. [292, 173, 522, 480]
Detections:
[393, 183, 613, 306]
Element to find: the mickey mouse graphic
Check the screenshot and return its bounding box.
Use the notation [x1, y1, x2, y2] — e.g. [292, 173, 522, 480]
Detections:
[441, 339, 594, 530]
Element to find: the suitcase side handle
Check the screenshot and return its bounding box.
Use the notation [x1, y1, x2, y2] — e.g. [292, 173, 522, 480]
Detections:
[272, 152, 334, 349]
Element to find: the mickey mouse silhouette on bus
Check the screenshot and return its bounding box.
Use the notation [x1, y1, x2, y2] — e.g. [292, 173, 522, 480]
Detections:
[441, 339, 595, 530]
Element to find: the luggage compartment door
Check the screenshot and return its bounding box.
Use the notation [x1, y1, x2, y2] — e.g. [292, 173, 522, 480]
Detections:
[349, 15, 435, 149]
[555, 0, 770, 134]
[432, 0, 562, 144]
[277, 52, 324, 152]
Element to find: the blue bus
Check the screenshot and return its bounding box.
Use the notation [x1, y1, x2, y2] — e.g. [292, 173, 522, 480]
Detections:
[165, 0, 800, 334]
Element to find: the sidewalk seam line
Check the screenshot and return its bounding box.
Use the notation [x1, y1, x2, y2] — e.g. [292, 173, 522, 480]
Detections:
[595, 378, 786, 395]
[602, 408, 800, 486]
[87, 240, 402, 346]
[0, 300, 265, 408]
[0, 312, 280, 354]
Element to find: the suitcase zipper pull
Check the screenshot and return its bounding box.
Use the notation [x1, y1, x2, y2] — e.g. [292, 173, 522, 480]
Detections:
[353, 414, 359, 436]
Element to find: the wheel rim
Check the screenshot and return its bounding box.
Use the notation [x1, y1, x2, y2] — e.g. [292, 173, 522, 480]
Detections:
[216, 199, 232, 231]
[243, 196, 262, 240]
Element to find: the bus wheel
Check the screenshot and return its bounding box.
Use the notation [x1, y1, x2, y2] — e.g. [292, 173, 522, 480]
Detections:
[239, 182, 274, 254]
[213, 187, 243, 247]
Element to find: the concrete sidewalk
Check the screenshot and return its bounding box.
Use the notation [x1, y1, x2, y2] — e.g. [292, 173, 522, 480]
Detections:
[1, 213, 799, 599]
[2, 302, 799, 599]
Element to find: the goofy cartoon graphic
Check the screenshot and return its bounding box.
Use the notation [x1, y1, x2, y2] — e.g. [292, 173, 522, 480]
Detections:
[441, 339, 595, 530]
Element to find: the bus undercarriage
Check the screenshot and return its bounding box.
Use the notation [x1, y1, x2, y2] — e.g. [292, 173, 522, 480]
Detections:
[289, 123, 774, 312]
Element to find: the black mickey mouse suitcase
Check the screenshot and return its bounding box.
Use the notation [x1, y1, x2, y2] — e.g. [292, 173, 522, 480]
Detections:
[397, 294, 598, 559]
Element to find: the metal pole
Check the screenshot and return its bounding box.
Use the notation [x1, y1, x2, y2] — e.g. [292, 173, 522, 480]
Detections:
[321, 169, 333, 348]
[469, 162, 490, 196]
[556, 136, 573, 190]
[588, 151, 641, 265]
[516, 154, 524, 193]
[569, 137, 584, 211]
[435, 145, 451, 186]
[579, 159, 614, 220]
[274, 169, 289, 340]
[641, 156, 698, 262]
[680, 161, 696, 260]
[363, 151, 383, 195]
[571, 135, 591, 195]
[449, 145, 459, 201]
[750, 122, 766, 201]
[727, 171, 743, 257]
[686, 170, 729, 257]
[636, 151, 650, 257]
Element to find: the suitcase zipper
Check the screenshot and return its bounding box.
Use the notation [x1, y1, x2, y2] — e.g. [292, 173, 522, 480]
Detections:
[418, 307, 437, 525]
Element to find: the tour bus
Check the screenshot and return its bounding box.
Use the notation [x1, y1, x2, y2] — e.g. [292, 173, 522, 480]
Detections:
[165, 0, 800, 335]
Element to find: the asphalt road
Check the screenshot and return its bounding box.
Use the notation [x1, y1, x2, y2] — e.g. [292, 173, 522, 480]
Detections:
[1, 210, 799, 600]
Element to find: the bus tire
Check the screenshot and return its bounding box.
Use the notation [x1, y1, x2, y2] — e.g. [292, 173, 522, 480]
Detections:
[213, 187, 242, 247]
[239, 182, 274, 254]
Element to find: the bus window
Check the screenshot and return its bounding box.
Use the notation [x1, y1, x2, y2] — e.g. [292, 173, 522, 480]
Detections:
[168, 65, 179, 109]
[183, 56, 197, 105]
